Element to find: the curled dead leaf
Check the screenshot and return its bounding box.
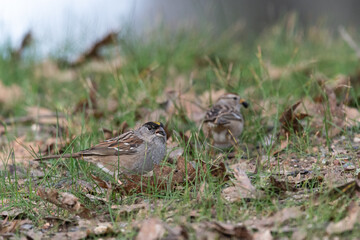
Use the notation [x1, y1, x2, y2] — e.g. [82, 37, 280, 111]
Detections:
[257, 207, 304, 228]
[279, 100, 309, 135]
[222, 164, 257, 202]
[135, 218, 165, 240]
[206, 221, 253, 240]
[326, 201, 360, 235]
[37, 188, 92, 219]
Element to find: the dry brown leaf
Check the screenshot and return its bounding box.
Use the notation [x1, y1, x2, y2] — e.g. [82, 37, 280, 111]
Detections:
[0, 219, 31, 234]
[0, 81, 23, 106]
[272, 135, 289, 156]
[296, 81, 347, 138]
[291, 229, 307, 240]
[0, 208, 24, 219]
[326, 201, 360, 235]
[93, 223, 113, 235]
[202, 161, 228, 180]
[176, 156, 197, 181]
[344, 106, 360, 127]
[279, 100, 309, 135]
[196, 181, 208, 201]
[222, 164, 257, 202]
[258, 207, 304, 228]
[253, 229, 273, 240]
[37, 188, 92, 219]
[231, 164, 256, 192]
[206, 221, 253, 239]
[135, 218, 165, 240]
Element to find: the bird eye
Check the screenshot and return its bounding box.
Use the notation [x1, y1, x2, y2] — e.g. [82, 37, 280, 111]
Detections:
[233, 97, 238, 100]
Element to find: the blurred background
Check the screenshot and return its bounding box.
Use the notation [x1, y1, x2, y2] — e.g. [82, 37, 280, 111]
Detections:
[1, 0, 359, 58]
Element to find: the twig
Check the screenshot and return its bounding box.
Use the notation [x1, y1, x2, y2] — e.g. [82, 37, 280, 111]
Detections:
[11, 30, 33, 60]
[338, 26, 360, 59]
[70, 31, 119, 67]
[3, 114, 65, 125]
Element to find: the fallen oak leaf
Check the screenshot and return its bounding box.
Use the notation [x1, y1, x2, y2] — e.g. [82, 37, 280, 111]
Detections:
[176, 156, 197, 181]
[37, 188, 92, 219]
[326, 201, 360, 235]
[222, 164, 258, 202]
[244, 207, 304, 235]
[135, 218, 165, 240]
[206, 221, 253, 240]
[272, 100, 309, 156]
[257, 207, 304, 228]
[201, 160, 229, 180]
[272, 134, 289, 156]
[297, 78, 349, 138]
[279, 100, 310, 135]
[90, 174, 113, 190]
[253, 229, 273, 240]
[0, 219, 32, 234]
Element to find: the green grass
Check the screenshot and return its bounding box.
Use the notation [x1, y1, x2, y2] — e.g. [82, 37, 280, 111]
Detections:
[0, 17, 360, 239]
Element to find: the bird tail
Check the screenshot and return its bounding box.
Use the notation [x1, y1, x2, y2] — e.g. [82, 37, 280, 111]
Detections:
[34, 153, 81, 161]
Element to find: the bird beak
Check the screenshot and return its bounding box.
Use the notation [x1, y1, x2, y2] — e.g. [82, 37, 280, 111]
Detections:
[239, 98, 249, 108]
[155, 128, 166, 137]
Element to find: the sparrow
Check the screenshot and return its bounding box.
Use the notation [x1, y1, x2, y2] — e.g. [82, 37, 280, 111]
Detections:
[35, 122, 167, 175]
[203, 93, 248, 149]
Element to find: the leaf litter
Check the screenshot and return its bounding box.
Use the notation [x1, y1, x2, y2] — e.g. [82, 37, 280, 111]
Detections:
[2, 31, 360, 239]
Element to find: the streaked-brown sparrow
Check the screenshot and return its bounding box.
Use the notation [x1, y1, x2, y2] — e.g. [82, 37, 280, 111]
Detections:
[35, 122, 167, 175]
[203, 93, 248, 149]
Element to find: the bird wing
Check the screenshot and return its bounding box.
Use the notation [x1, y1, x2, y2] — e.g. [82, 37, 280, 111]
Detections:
[205, 105, 242, 125]
[34, 131, 144, 161]
[80, 131, 143, 156]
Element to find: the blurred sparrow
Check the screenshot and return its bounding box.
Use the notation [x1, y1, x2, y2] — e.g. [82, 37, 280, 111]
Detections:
[203, 93, 248, 149]
[35, 122, 167, 175]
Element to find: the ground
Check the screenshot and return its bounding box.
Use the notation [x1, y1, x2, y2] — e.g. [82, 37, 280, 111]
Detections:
[0, 16, 360, 239]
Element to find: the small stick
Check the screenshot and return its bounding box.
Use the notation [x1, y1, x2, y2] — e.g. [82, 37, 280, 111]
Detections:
[339, 26, 360, 59]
